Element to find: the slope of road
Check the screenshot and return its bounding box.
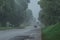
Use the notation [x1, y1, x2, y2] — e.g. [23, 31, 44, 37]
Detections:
[0, 26, 41, 40]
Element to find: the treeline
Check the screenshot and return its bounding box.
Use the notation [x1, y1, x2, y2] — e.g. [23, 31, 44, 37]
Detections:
[0, 0, 33, 27]
[38, 0, 60, 26]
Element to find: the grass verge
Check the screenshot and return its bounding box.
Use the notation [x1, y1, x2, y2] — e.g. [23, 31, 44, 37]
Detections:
[0, 27, 13, 30]
[0, 26, 25, 30]
[42, 23, 60, 40]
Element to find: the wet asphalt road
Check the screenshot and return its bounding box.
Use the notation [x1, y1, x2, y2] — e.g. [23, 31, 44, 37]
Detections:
[0, 26, 41, 40]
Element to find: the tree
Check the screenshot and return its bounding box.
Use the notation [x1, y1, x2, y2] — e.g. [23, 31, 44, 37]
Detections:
[0, 0, 30, 27]
[23, 9, 33, 25]
[38, 0, 60, 26]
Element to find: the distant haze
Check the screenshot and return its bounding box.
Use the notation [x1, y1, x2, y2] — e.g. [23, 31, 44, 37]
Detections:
[28, 0, 40, 21]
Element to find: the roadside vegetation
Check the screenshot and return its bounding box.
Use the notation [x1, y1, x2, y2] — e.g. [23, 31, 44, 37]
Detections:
[38, 0, 60, 40]
[0, 26, 25, 30]
[0, 0, 34, 30]
[42, 23, 60, 40]
[0, 27, 12, 30]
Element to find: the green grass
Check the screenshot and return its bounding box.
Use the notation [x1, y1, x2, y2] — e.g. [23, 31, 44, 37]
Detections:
[0, 26, 25, 30]
[0, 27, 13, 30]
[42, 23, 60, 40]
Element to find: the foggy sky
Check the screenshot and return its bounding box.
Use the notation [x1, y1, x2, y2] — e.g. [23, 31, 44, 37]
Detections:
[28, 0, 40, 21]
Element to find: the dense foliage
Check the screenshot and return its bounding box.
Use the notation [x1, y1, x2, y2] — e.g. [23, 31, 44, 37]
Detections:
[38, 0, 60, 40]
[38, 0, 60, 26]
[0, 0, 33, 27]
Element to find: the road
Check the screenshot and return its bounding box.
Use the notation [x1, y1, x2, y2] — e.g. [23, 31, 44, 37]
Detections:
[0, 26, 41, 40]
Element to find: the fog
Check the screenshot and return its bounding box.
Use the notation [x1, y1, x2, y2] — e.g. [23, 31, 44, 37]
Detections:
[28, 0, 40, 21]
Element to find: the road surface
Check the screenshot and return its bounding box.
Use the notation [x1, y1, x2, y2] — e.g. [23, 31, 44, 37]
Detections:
[0, 26, 41, 40]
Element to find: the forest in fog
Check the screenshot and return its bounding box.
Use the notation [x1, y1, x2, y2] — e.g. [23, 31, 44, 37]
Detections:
[0, 0, 34, 27]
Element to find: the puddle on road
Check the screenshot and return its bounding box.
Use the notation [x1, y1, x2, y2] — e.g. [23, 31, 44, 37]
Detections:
[9, 29, 40, 40]
[9, 35, 34, 40]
